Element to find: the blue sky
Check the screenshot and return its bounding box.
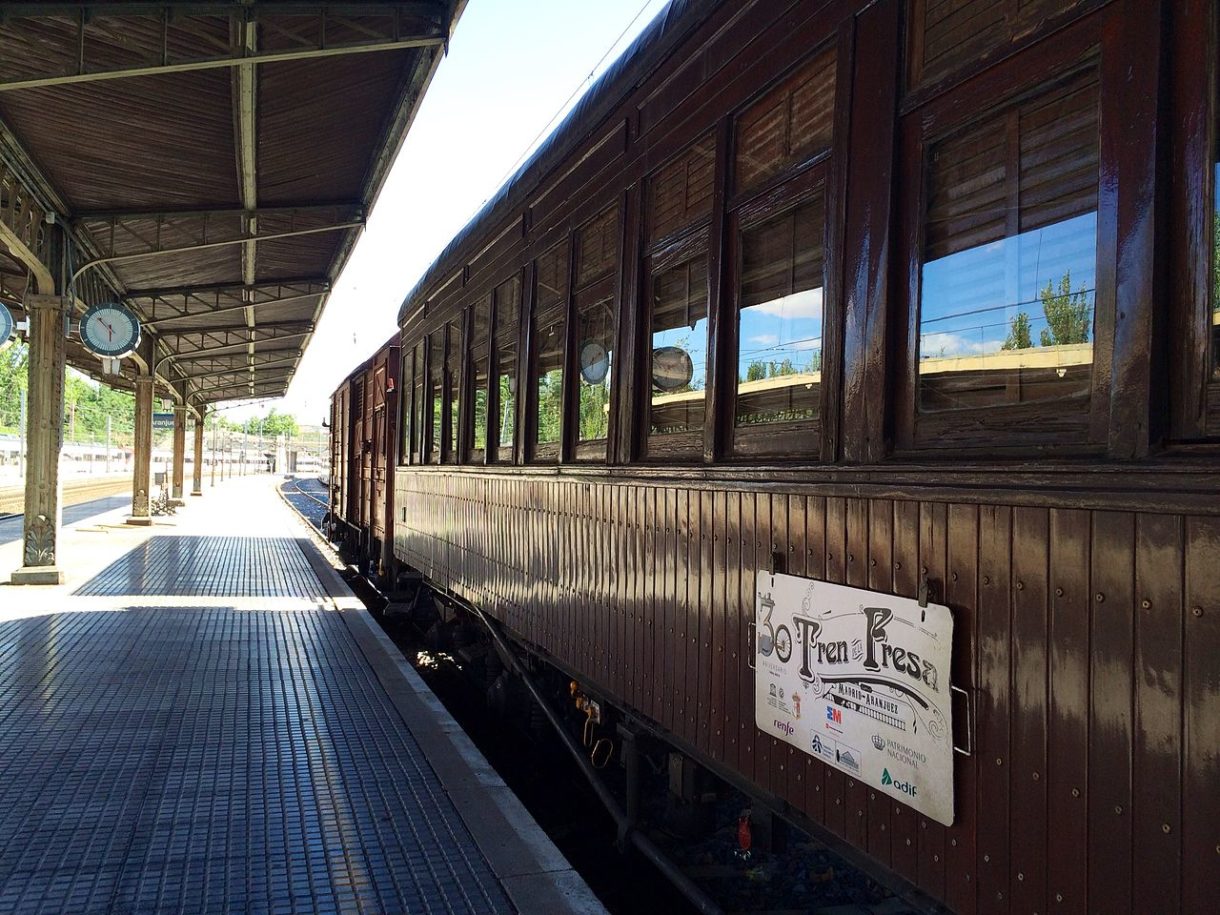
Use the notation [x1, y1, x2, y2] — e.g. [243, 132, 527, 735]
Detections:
[221, 0, 670, 423]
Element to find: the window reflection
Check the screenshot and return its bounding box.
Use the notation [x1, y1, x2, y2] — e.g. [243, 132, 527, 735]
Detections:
[576, 287, 614, 444]
[918, 213, 1096, 411]
[1213, 160, 1219, 378]
[496, 347, 516, 453]
[735, 199, 823, 430]
[428, 334, 442, 462]
[535, 313, 564, 448]
[446, 320, 460, 459]
[649, 258, 708, 439]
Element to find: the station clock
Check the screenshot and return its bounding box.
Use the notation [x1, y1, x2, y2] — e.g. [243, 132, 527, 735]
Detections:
[79, 302, 141, 358]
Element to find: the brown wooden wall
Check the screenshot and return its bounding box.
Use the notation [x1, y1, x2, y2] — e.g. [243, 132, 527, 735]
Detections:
[379, 0, 1220, 909]
[395, 468, 1220, 913]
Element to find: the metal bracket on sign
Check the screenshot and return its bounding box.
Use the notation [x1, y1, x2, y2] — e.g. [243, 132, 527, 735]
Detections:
[745, 621, 757, 671]
[951, 684, 974, 757]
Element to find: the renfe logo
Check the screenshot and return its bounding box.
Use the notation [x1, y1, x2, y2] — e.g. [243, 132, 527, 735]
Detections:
[825, 706, 842, 724]
[882, 768, 917, 797]
[773, 719, 794, 737]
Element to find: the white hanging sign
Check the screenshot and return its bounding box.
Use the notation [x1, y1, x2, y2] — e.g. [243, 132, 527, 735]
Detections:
[754, 571, 956, 826]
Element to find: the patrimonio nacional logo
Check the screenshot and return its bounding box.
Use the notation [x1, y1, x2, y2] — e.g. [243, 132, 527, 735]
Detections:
[881, 768, 917, 797]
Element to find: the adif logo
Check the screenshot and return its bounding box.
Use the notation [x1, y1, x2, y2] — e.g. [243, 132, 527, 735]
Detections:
[774, 719, 794, 738]
[882, 768, 917, 797]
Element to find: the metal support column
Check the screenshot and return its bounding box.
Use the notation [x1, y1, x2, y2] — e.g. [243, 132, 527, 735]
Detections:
[11, 294, 68, 585]
[128, 376, 154, 525]
[171, 403, 187, 504]
[192, 415, 205, 496]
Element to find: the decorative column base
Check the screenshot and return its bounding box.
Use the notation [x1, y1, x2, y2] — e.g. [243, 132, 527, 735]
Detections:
[191, 490, 204, 497]
[126, 516, 153, 527]
[10, 565, 64, 586]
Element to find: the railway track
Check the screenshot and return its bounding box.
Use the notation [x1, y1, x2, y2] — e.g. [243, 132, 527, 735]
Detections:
[279, 476, 329, 531]
[0, 475, 131, 519]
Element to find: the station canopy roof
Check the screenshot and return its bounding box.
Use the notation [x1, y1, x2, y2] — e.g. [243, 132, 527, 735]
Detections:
[0, 1, 462, 411]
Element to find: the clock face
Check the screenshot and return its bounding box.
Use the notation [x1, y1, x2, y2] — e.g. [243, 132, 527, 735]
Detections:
[0, 304, 13, 351]
[579, 340, 609, 385]
[80, 303, 140, 358]
[651, 346, 694, 392]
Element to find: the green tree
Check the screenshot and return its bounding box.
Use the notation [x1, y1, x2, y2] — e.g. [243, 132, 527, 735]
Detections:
[1002, 311, 1034, 350]
[1039, 271, 1091, 347]
[745, 361, 766, 382]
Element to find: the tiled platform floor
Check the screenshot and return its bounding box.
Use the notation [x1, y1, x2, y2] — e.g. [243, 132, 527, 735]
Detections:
[0, 479, 545, 915]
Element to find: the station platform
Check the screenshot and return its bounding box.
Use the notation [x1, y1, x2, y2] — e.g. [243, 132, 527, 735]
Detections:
[0, 478, 603, 915]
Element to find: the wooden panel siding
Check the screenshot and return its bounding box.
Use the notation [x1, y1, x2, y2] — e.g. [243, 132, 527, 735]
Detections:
[394, 468, 1220, 910]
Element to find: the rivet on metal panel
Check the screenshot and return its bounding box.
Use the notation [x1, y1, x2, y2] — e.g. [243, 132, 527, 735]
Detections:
[934, 855, 939, 863]
[951, 571, 958, 581]
[870, 558, 877, 567]
[1095, 592, 1105, 603]
[895, 561, 902, 570]
[1055, 587, 1064, 597]
[906, 839, 912, 846]
[848, 553, 855, 563]
[848, 779, 854, 787]
[996, 757, 1003, 766]
[835, 798, 841, 805]
[1192, 606, 1203, 617]
[1141, 599, 1151, 609]
[870, 791, 875, 799]
[1015, 580, 1024, 591]
[1032, 771, 1040, 781]
[1017, 873, 1024, 881]
[1056, 894, 1064, 903]
[983, 854, 990, 863]
[950, 838, 957, 847]
[1162, 823, 1171, 834]
[983, 575, 991, 585]
[1072, 787, 1081, 797]
[1114, 805, 1123, 815]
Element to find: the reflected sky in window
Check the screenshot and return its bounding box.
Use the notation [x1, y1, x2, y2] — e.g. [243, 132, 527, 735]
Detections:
[737, 287, 824, 380]
[919, 213, 1096, 362]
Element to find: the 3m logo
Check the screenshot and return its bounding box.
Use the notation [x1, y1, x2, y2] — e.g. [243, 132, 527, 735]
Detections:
[825, 706, 842, 724]
[882, 768, 917, 797]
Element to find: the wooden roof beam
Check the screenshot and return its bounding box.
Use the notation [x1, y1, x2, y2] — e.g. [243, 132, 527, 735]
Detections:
[143, 291, 324, 328]
[156, 320, 313, 337]
[0, 6, 445, 94]
[165, 332, 311, 361]
[72, 203, 362, 222]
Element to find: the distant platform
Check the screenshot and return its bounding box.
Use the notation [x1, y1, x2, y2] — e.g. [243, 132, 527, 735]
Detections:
[0, 477, 602, 915]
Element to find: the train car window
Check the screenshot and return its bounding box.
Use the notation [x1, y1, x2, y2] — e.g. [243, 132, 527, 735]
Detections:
[405, 348, 414, 466]
[916, 73, 1099, 425]
[909, 0, 1090, 90]
[731, 194, 825, 455]
[444, 319, 461, 462]
[575, 280, 615, 448]
[428, 332, 442, 463]
[470, 301, 489, 463]
[1212, 120, 1219, 384]
[734, 49, 835, 196]
[647, 254, 708, 455]
[532, 241, 568, 460]
[573, 205, 620, 457]
[411, 342, 423, 464]
[490, 275, 520, 463]
[648, 134, 715, 243]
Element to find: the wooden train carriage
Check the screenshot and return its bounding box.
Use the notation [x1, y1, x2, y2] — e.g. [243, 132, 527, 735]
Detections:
[391, 0, 1220, 911]
[329, 334, 401, 574]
